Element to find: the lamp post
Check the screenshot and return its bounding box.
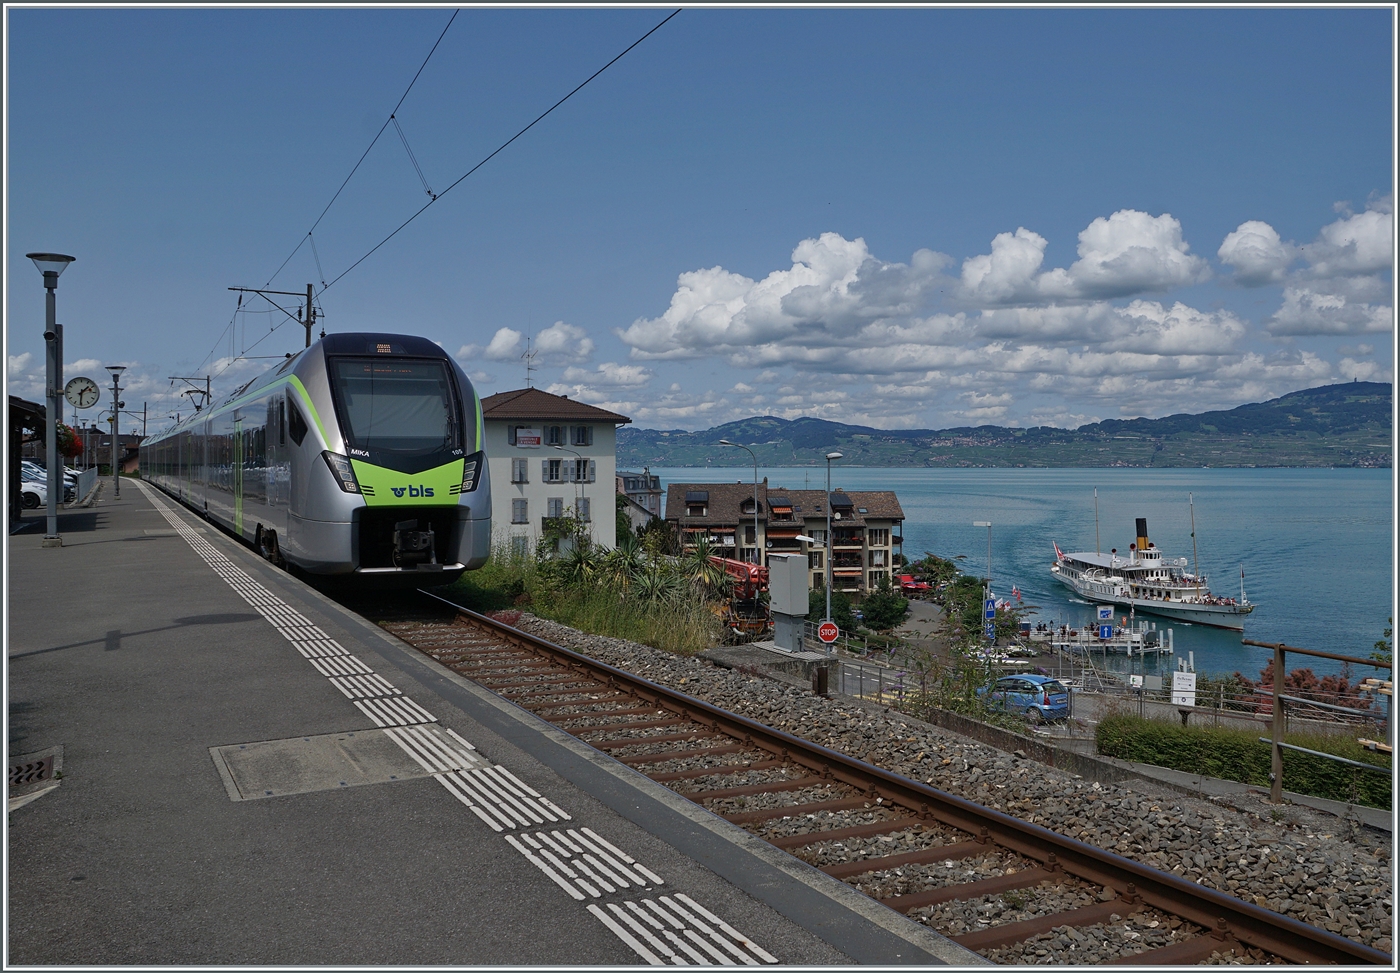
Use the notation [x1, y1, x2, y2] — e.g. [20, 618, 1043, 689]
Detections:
[974, 521, 992, 645]
[27, 252, 75, 546]
[106, 366, 126, 499]
[824, 451, 843, 650]
[551, 445, 586, 540]
[718, 440, 759, 564]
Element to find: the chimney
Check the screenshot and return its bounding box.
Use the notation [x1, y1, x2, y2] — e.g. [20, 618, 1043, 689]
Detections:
[1136, 517, 1149, 551]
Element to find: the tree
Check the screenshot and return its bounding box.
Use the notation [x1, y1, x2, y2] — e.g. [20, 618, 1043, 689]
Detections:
[1373, 617, 1393, 665]
[860, 573, 910, 631]
[808, 587, 857, 633]
[615, 493, 635, 547]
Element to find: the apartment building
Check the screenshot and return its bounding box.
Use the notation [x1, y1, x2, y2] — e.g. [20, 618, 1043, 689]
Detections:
[481, 388, 630, 553]
[663, 479, 904, 595]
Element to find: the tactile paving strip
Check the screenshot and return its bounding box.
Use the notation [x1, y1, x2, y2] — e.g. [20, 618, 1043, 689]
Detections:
[136, 482, 778, 965]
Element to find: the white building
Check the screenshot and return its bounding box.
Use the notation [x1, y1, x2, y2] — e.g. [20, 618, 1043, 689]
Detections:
[481, 388, 630, 554]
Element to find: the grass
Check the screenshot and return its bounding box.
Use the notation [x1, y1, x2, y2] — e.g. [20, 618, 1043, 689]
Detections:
[442, 542, 720, 657]
[1096, 713, 1391, 810]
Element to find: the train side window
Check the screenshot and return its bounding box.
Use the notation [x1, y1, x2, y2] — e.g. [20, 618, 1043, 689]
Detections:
[287, 395, 309, 446]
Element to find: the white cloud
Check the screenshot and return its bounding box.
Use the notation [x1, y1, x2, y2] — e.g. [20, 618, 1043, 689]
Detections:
[560, 362, 651, 387]
[616, 232, 949, 359]
[457, 327, 523, 362]
[1336, 358, 1392, 383]
[1267, 287, 1393, 336]
[1337, 343, 1374, 357]
[1303, 195, 1393, 278]
[534, 321, 595, 363]
[8, 353, 33, 377]
[958, 210, 1210, 305]
[1218, 220, 1296, 286]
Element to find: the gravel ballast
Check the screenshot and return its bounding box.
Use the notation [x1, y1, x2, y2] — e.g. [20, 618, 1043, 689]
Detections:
[491, 614, 1395, 956]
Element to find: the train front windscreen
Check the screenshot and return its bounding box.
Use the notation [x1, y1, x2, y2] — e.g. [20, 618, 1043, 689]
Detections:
[329, 357, 462, 470]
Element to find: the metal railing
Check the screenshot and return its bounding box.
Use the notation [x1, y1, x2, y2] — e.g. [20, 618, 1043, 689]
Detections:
[1242, 638, 1392, 802]
[70, 467, 97, 503]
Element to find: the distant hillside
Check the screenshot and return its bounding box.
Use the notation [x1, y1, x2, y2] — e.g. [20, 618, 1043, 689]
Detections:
[617, 382, 1392, 469]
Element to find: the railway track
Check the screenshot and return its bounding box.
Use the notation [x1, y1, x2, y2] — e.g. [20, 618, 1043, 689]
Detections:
[377, 592, 1389, 966]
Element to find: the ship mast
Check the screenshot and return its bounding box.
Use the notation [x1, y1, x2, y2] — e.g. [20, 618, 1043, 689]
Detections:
[1190, 493, 1201, 601]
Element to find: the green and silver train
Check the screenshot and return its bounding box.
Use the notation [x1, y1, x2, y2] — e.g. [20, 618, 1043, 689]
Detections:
[142, 332, 490, 580]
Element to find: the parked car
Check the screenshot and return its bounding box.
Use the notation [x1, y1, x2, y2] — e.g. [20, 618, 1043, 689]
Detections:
[898, 574, 931, 593]
[978, 673, 1069, 722]
[20, 478, 47, 509]
[21, 468, 75, 503]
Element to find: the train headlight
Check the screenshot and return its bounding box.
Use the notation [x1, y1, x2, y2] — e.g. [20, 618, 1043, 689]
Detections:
[460, 451, 484, 493]
[321, 451, 362, 493]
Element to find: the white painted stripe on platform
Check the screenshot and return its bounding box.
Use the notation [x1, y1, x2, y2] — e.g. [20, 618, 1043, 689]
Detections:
[432, 774, 505, 831]
[308, 656, 373, 677]
[449, 773, 529, 830]
[506, 834, 585, 902]
[138, 482, 778, 966]
[672, 895, 776, 965]
[581, 852, 632, 890]
[587, 904, 665, 966]
[570, 830, 654, 887]
[660, 897, 760, 966]
[607, 903, 682, 965]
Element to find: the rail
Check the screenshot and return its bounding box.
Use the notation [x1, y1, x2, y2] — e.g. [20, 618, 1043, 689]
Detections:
[411, 590, 1389, 966]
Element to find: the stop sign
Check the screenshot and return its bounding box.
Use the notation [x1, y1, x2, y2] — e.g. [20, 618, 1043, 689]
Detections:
[817, 621, 840, 643]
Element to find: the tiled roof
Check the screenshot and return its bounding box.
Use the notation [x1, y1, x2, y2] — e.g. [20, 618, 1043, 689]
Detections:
[663, 482, 904, 525]
[481, 387, 631, 424]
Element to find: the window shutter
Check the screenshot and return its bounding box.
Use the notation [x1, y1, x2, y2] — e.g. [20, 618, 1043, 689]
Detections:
[588, 460, 596, 483]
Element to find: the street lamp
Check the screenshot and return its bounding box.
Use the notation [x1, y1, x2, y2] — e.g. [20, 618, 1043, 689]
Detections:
[718, 440, 760, 565]
[106, 366, 126, 499]
[974, 521, 992, 645]
[28, 252, 75, 546]
[551, 445, 586, 540]
[824, 451, 843, 652]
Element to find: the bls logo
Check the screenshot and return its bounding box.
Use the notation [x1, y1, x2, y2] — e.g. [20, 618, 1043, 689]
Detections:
[390, 485, 435, 498]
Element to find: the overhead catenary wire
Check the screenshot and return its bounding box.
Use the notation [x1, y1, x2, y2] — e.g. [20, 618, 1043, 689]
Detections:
[263, 8, 461, 289]
[320, 7, 682, 295]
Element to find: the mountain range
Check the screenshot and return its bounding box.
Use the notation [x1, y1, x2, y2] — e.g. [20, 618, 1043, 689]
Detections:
[616, 381, 1392, 469]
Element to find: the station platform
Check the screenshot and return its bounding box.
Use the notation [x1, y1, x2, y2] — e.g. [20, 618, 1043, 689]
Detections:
[6, 482, 981, 967]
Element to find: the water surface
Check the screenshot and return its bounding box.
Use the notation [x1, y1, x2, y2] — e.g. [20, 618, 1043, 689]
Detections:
[652, 466, 1394, 679]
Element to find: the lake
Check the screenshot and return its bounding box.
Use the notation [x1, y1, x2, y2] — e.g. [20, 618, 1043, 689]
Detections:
[650, 466, 1394, 680]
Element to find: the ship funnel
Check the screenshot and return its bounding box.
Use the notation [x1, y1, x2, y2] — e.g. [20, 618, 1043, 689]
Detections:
[1136, 517, 1149, 550]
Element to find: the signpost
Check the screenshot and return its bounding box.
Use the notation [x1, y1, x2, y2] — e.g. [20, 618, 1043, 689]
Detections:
[1099, 624, 1114, 640]
[984, 598, 996, 620]
[1097, 605, 1114, 621]
[817, 621, 840, 644]
[1172, 670, 1198, 707]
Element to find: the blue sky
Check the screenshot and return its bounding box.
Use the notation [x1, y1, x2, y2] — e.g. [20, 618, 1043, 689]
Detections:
[6, 6, 1394, 434]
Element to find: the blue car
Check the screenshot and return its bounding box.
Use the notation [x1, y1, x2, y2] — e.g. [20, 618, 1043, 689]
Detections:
[979, 673, 1069, 723]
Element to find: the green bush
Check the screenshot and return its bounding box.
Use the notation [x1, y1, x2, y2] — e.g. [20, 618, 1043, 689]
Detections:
[1096, 714, 1391, 809]
[441, 536, 719, 656]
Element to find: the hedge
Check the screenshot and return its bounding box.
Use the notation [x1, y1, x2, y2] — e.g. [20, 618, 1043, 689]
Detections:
[1096, 714, 1391, 810]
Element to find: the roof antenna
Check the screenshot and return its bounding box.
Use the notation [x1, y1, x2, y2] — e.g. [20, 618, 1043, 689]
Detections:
[522, 336, 536, 388]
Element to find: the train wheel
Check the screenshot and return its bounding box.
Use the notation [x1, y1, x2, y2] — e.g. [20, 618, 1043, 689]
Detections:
[258, 526, 284, 566]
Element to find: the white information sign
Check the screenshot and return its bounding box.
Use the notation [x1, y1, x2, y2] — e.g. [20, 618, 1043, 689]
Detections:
[1129, 674, 1143, 689]
[515, 427, 542, 448]
[1097, 605, 1114, 621]
[1172, 670, 1198, 707]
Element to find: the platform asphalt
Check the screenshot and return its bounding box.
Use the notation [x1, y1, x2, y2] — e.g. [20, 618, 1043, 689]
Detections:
[6, 484, 983, 966]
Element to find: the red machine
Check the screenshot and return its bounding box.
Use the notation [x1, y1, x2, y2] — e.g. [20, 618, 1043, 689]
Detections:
[708, 556, 772, 639]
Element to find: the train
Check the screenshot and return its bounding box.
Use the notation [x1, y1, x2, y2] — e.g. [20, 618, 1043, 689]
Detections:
[141, 332, 491, 581]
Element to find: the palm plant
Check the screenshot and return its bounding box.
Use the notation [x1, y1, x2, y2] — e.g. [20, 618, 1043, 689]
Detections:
[679, 534, 730, 602]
